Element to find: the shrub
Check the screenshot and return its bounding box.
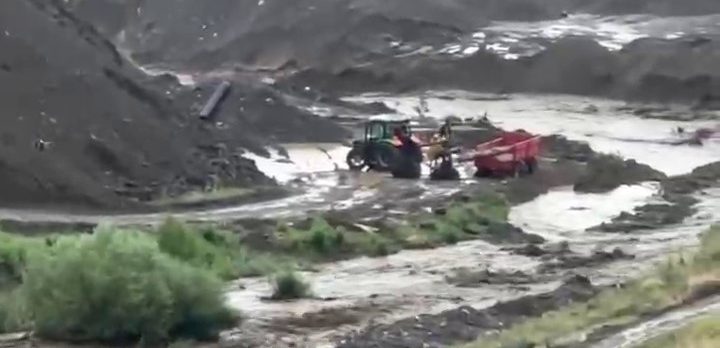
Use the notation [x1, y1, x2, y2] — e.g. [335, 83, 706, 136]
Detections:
[285, 218, 344, 256]
[20, 227, 237, 343]
[271, 271, 311, 300]
[369, 237, 390, 256]
[431, 222, 462, 245]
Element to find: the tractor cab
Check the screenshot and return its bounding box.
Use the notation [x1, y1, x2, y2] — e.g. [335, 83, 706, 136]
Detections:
[361, 119, 412, 143]
[347, 119, 414, 171]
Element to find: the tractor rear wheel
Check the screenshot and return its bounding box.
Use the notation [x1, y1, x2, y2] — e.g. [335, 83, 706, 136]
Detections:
[392, 155, 422, 179]
[372, 144, 399, 171]
[391, 144, 423, 179]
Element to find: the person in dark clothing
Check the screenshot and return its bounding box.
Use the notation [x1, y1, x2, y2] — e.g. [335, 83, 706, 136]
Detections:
[438, 119, 452, 139]
[391, 127, 422, 178]
[393, 127, 422, 160]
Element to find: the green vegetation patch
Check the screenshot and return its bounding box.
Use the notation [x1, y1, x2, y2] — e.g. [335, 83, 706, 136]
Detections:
[279, 216, 398, 259]
[276, 192, 511, 261]
[157, 218, 287, 279]
[636, 314, 720, 348]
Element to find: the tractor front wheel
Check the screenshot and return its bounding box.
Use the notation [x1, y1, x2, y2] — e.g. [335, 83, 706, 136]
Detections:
[346, 148, 365, 171]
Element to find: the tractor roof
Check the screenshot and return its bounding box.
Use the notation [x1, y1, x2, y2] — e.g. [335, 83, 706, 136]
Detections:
[368, 114, 412, 123]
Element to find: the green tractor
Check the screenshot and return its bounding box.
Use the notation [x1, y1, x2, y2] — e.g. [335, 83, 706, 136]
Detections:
[346, 119, 422, 177]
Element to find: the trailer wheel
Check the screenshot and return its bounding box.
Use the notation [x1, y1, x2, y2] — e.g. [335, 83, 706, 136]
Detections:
[526, 158, 538, 174]
[513, 161, 530, 178]
[474, 168, 492, 178]
[512, 164, 521, 178]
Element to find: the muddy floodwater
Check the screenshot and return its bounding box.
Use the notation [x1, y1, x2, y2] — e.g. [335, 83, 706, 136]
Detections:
[220, 93, 720, 346]
[1, 93, 719, 347]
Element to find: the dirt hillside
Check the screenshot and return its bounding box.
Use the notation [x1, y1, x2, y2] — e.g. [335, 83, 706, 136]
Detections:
[0, 0, 345, 210]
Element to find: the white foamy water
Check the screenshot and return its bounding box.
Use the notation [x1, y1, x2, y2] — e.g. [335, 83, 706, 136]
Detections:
[510, 183, 660, 242]
[439, 13, 720, 59]
[243, 144, 350, 183]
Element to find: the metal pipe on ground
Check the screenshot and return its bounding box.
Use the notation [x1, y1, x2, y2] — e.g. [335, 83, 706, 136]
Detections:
[199, 80, 232, 120]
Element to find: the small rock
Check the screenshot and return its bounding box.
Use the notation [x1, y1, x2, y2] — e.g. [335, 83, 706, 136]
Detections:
[419, 221, 436, 230]
[433, 207, 447, 216]
[515, 244, 546, 257]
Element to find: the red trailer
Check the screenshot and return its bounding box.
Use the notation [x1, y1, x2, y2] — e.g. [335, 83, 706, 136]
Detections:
[461, 130, 541, 177]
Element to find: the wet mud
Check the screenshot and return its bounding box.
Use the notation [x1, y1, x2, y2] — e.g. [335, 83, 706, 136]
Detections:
[336, 275, 598, 348]
[573, 155, 666, 193]
[593, 161, 720, 232]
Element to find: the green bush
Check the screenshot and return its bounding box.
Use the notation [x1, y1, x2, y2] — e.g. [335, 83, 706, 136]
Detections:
[271, 271, 311, 300]
[368, 236, 391, 256]
[20, 227, 237, 343]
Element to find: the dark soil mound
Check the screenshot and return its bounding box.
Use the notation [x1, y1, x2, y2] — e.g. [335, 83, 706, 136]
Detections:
[592, 160, 720, 232]
[68, 0, 486, 71]
[0, 0, 345, 210]
[57, 1, 720, 105]
[574, 154, 666, 193]
[66, 0, 720, 72]
[285, 35, 720, 105]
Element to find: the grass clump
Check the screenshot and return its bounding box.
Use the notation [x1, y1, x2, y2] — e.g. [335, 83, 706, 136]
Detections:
[274, 193, 510, 260]
[416, 193, 510, 246]
[636, 314, 720, 348]
[157, 218, 285, 279]
[283, 217, 345, 257]
[21, 227, 238, 344]
[270, 271, 312, 300]
[458, 226, 720, 348]
[157, 218, 240, 279]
